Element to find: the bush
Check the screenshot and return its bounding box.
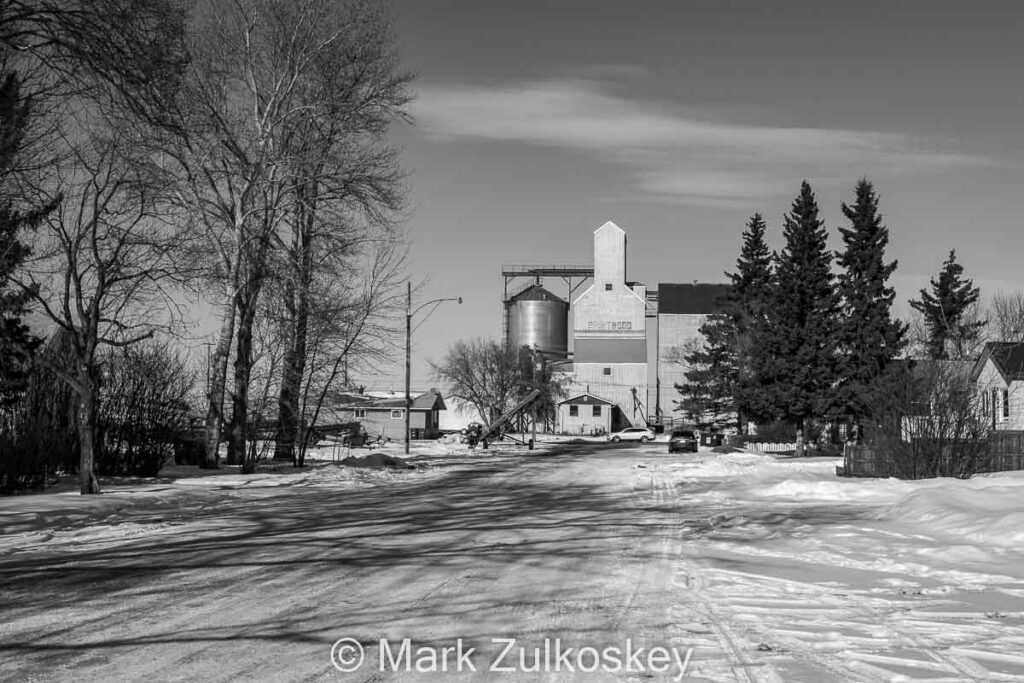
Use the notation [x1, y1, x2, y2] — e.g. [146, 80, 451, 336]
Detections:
[752, 420, 798, 442]
[865, 360, 990, 479]
[96, 342, 194, 477]
[0, 332, 79, 493]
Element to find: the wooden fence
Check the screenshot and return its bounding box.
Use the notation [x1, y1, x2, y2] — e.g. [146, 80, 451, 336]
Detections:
[839, 431, 1024, 478]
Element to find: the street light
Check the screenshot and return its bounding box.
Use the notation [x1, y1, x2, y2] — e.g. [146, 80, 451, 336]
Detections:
[406, 281, 462, 454]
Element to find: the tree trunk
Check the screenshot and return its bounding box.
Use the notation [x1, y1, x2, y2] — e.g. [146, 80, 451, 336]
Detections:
[202, 303, 236, 469]
[77, 381, 101, 494]
[273, 286, 308, 465]
[273, 274, 298, 463]
[795, 420, 806, 458]
[274, 199, 314, 465]
[229, 296, 258, 472]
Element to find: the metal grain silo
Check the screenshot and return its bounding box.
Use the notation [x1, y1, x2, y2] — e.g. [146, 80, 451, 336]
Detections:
[505, 285, 569, 356]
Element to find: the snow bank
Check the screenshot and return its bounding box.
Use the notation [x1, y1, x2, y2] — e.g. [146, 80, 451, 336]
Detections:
[663, 450, 1024, 552]
[886, 473, 1024, 549]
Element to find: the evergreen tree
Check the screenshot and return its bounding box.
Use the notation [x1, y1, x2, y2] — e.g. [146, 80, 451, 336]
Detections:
[676, 316, 738, 431]
[677, 213, 774, 432]
[760, 181, 841, 437]
[728, 213, 774, 314]
[728, 213, 775, 428]
[0, 72, 48, 405]
[835, 179, 906, 429]
[910, 250, 985, 360]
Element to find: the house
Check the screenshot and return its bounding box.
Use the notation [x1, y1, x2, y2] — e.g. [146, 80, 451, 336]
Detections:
[972, 342, 1024, 431]
[557, 392, 615, 435]
[329, 389, 447, 441]
[881, 359, 976, 441]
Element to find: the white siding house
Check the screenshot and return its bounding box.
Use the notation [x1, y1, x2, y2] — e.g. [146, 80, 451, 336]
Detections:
[972, 342, 1024, 431]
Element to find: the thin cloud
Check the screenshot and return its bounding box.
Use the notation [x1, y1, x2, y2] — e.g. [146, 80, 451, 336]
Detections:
[413, 78, 983, 206]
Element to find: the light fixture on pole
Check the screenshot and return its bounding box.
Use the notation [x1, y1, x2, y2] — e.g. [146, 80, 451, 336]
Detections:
[406, 283, 462, 454]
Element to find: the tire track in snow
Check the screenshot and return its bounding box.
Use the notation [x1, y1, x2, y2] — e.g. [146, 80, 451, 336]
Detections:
[639, 459, 1024, 682]
[636, 462, 780, 682]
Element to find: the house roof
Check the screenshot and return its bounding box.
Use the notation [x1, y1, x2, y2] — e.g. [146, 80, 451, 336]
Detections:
[373, 392, 447, 411]
[559, 392, 615, 407]
[973, 342, 1024, 383]
[657, 283, 730, 315]
[330, 390, 447, 411]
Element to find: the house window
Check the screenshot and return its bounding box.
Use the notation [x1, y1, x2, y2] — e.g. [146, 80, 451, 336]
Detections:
[354, 408, 366, 418]
[982, 391, 989, 415]
[569, 405, 578, 417]
[390, 409, 404, 419]
[593, 405, 601, 417]
[605, 283, 613, 291]
[1003, 389, 1010, 420]
[603, 367, 611, 375]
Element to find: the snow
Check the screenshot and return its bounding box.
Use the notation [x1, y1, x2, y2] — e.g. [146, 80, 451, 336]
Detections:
[3, 441, 1024, 681]
[660, 450, 1024, 551]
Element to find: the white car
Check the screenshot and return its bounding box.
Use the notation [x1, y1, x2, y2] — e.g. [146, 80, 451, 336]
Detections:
[607, 427, 655, 443]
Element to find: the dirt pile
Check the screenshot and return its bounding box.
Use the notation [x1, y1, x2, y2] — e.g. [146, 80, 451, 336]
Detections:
[340, 452, 415, 470]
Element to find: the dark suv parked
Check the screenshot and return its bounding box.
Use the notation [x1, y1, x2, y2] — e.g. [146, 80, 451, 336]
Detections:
[668, 428, 698, 453]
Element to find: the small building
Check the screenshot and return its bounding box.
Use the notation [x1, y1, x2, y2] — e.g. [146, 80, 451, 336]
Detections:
[558, 392, 615, 435]
[330, 389, 447, 441]
[973, 342, 1024, 431]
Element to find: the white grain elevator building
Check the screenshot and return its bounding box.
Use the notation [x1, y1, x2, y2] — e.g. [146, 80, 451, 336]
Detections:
[569, 221, 648, 428]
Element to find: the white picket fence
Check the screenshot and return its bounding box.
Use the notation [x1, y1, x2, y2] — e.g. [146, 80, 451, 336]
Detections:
[747, 442, 798, 453]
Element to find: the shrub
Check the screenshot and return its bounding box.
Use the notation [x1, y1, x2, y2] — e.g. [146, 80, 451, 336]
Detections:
[96, 342, 194, 477]
[0, 332, 79, 492]
[865, 360, 989, 479]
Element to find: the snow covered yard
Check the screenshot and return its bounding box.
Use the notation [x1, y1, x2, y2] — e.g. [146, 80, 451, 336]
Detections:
[2, 441, 1024, 681]
[637, 450, 1024, 681]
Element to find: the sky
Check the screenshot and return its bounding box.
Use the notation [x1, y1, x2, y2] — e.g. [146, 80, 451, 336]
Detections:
[362, 0, 1024, 390]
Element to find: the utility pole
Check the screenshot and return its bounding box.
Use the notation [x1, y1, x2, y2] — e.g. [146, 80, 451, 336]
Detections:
[405, 281, 412, 454]
[404, 282, 462, 455]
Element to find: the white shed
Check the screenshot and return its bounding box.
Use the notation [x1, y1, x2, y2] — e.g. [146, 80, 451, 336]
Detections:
[558, 393, 614, 436]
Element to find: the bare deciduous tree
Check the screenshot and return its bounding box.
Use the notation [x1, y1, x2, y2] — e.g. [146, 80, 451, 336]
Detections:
[865, 360, 989, 479]
[16, 130, 182, 493]
[431, 340, 530, 427]
[292, 238, 405, 465]
[989, 290, 1024, 343]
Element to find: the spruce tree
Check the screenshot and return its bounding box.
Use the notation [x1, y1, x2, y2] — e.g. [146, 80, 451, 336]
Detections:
[676, 315, 737, 431]
[728, 213, 774, 314]
[910, 250, 985, 360]
[728, 213, 774, 428]
[0, 72, 47, 404]
[678, 213, 774, 432]
[761, 181, 841, 438]
[835, 179, 906, 430]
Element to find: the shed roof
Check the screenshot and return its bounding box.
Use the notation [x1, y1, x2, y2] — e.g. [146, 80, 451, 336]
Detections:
[559, 392, 615, 407]
[657, 283, 729, 315]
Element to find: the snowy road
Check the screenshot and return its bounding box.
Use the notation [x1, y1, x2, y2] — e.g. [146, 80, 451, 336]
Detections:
[3, 445, 1024, 681]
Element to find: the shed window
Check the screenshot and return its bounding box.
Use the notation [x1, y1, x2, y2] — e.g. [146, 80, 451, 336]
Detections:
[603, 367, 611, 375]
[605, 283, 613, 291]
[390, 410, 404, 419]
[569, 405, 578, 417]
[354, 408, 366, 418]
[1003, 389, 1010, 420]
[593, 405, 602, 417]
